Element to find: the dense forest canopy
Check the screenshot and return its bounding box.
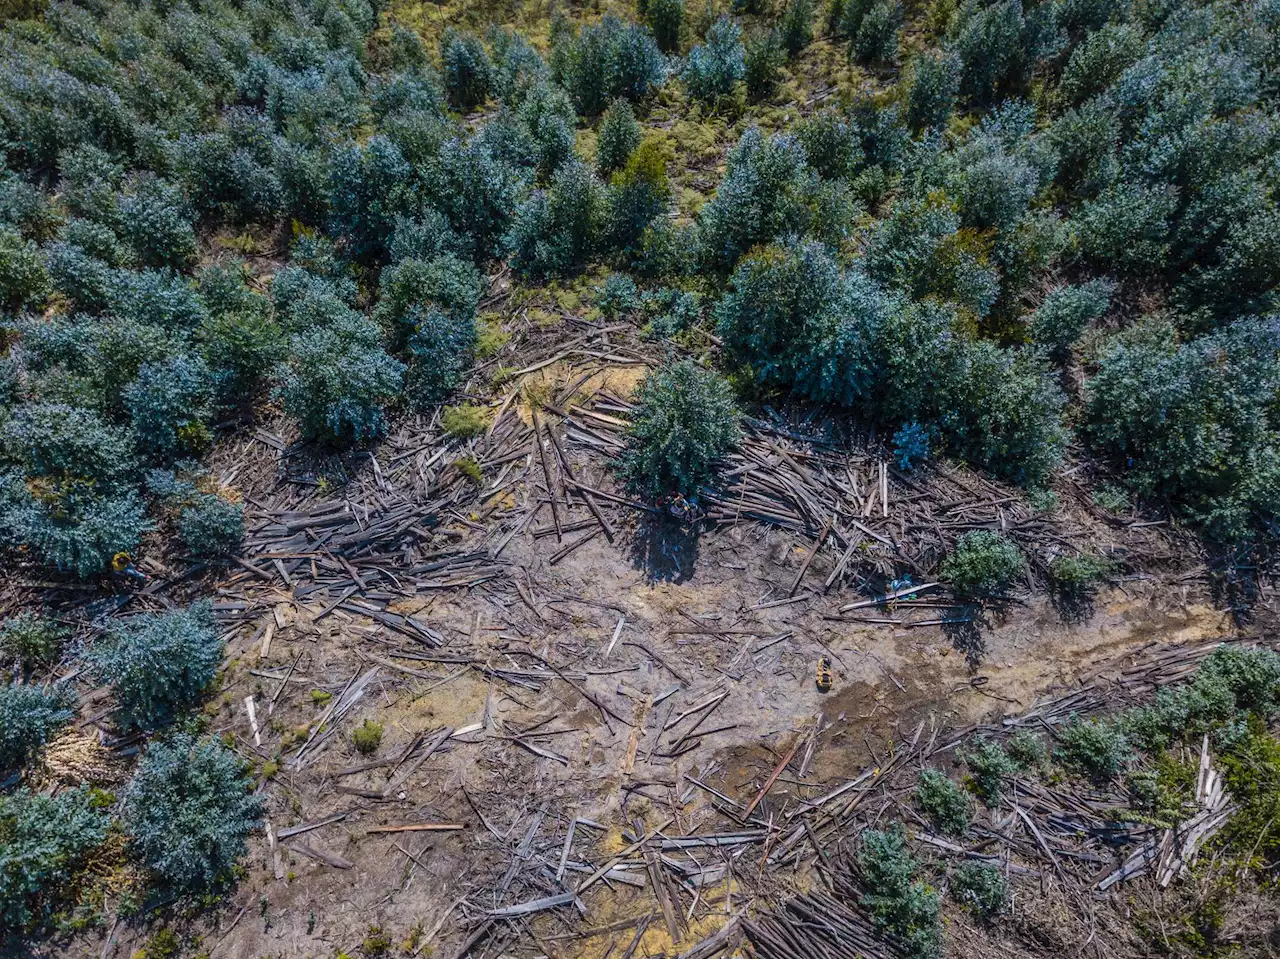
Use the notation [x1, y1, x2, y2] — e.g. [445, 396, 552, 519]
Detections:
[1, 0, 1280, 945]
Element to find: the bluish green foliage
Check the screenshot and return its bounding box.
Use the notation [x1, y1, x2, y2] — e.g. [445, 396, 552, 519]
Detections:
[947, 0, 1028, 105]
[744, 29, 784, 102]
[865, 194, 1000, 318]
[88, 601, 222, 730]
[123, 355, 215, 464]
[0, 683, 76, 769]
[0, 788, 109, 932]
[1029, 279, 1113, 356]
[110, 268, 209, 331]
[510, 159, 608, 278]
[176, 493, 244, 558]
[1048, 553, 1111, 599]
[2, 402, 135, 488]
[893, 422, 932, 470]
[942, 530, 1025, 596]
[960, 738, 1019, 804]
[0, 225, 48, 310]
[950, 862, 1009, 920]
[642, 286, 702, 338]
[595, 273, 641, 317]
[175, 111, 283, 226]
[904, 50, 961, 132]
[597, 100, 642, 176]
[280, 314, 405, 446]
[1077, 182, 1177, 274]
[441, 29, 492, 111]
[389, 211, 464, 263]
[697, 128, 820, 270]
[606, 139, 672, 253]
[373, 255, 482, 344]
[425, 136, 524, 258]
[1085, 317, 1280, 544]
[647, 0, 685, 53]
[44, 241, 116, 312]
[0, 611, 67, 672]
[554, 15, 667, 115]
[857, 825, 942, 959]
[404, 306, 477, 407]
[779, 0, 815, 55]
[123, 734, 263, 893]
[915, 769, 972, 834]
[683, 16, 746, 102]
[0, 471, 149, 577]
[515, 81, 578, 181]
[488, 27, 549, 103]
[1057, 23, 1144, 107]
[617, 360, 741, 498]
[116, 177, 198, 271]
[197, 310, 284, 404]
[326, 135, 415, 264]
[852, 0, 902, 64]
[1127, 646, 1280, 751]
[797, 110, 862, 180]
[1055, 715, 1132, 781]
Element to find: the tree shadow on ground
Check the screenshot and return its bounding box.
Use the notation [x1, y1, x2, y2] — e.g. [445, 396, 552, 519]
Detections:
[943, 604, 995, 671]
[1049, 586, 1096, 625]
[629, 515, 702, 584]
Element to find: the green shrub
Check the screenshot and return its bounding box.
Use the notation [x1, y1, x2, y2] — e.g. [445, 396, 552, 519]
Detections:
[647, 0, 685, 53]
[1055, 715, 1131, 782]
[280, 320, 405, 447]
[778, 0, 814, 56]
[949, 861, 1008, 920]
[177, 493, 244, 558]
[405, 306, 478, 407]
[2, 479, 149, 578]
[2, 402, 136, 489]
[904, 50, 961, 132]
[124, 733, 262, 893]
[441, 29, 492, 111]
[744, 29, 784, 102]
[488, 26, 549, 103]
[373, 255, 482, 343]
[510, 159, 608, 278]
[697, 127, 818, 271]
[595, 273, 641, 317]
[441, 403, 489, 439]
[1048, 553, 1111, 597]
[597, 100, 642, 177]
[606, 138, 673, 253]
[947, 0, 1027, 105]
[109, 269, 209, 331]
[123, 355, 215, 465]
[683, 16, 746, 102]
[0, 683, 76, 770]
[116, 178, 198, 270]
[554, 15, 667, 116]
[197, 309, 285, 402]
[941, 531, 1024, 597]
[852, 0, 901, 63]
[88, 602, 222, 730]
[0, 787, 109, 932]
[1077, 182, 1178, 275]
[857, 825, 942, 959]
[960, 739, 1018, 805]
[44, 242, 116, 312]
[1127, 646, 1280, 752]
[0, 612, 67, 672]
[1006, 729, 1046, 769]
[915, 769, 971, 834]
[0, 226, 49, 311]
[1085, 317, 1280, 544]
[617, 359, 740, 498]
[1028, 280, 1113, 357]
[351, 719, 384, 755]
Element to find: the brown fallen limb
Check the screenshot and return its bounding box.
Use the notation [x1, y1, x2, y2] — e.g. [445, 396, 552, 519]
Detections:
[548, 526, 601, 565]
[788, 519, 832, 596]
[288, 842, 353, 869]
[366, 822, 465, 835]
[547, 423, 616, 542]
[487, 892, 576, 918]
[532, 407, 563, 542]
[743, 735, 805, 819]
